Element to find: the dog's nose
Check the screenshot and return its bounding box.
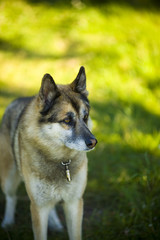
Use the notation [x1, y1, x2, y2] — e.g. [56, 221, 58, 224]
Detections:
[86, 138, 97, 149]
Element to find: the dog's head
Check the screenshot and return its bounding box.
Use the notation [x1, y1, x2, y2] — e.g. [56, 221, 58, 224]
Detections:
[38, 66, 97, 152]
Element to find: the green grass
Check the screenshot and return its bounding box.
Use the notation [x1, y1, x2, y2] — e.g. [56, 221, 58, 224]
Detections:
[1, 0, 160, 239]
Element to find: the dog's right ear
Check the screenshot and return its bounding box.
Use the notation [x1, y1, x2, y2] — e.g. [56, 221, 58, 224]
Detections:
[39, 73, 60, 116]
[70, 66, 88, 95]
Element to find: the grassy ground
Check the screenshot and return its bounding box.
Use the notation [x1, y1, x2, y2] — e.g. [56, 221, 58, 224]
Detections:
[0, 0, 160, 239]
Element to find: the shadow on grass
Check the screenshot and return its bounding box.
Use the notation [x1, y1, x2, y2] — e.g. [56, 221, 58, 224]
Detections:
[91, 98, 160, 136]
[0, 38, 83, 60]
[145, 77, 160, 91]
[0, 88, 23, 100]
[25, 0, 160, 10]
[86, 140, 160, 239]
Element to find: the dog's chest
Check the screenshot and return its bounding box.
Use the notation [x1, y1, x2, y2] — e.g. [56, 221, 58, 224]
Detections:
[29, 178, 84, 207]
[29, 162, 87, 206]
[30, 178, 71, 205]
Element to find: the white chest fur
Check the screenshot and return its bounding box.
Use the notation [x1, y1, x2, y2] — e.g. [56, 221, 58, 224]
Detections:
[29, 161, 87, 207]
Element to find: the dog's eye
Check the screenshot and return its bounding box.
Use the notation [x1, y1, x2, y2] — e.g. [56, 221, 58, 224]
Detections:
[63, 118, 71, 124]
[83, 114, 88, 123]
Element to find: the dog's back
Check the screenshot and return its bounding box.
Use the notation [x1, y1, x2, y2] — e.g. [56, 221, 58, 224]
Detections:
[0, 97, 33, 141]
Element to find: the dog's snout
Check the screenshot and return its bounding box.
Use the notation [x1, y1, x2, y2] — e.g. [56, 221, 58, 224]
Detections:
[85, 138, 97, 149]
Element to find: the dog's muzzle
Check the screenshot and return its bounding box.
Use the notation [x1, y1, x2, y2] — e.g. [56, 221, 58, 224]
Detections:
[85, 138, 98, 149]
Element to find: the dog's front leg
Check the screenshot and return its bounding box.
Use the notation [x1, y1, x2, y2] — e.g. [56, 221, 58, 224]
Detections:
[64, 198, 83, 240]
[30, 202, 51, 240]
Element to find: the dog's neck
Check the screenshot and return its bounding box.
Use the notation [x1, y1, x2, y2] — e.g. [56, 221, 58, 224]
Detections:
[29, 146, 86, 183]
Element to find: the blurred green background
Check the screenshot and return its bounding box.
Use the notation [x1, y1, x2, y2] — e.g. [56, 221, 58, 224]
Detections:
[1, 0, 160, 239]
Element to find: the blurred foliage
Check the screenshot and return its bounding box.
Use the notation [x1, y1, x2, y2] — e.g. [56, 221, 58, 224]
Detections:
[0, 0, 160, 239]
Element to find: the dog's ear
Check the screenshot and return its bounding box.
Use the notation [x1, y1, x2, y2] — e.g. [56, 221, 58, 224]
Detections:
[70, 66, 88, 95]
[39, 73, 60, 115]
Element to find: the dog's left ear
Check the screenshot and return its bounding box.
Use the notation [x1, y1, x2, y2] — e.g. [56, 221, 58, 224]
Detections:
[39, 73, 60, 115]
[70, 66, 88, 95]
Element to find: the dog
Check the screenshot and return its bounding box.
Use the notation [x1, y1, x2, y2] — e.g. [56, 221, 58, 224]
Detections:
[0, 66, 97, 240]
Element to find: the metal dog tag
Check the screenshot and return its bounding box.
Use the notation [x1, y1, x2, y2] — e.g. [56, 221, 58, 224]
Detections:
[66, 167, 71, 182]
[61, 160, 71, 182]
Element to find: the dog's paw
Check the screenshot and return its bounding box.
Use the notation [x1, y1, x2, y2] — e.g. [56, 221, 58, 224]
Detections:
[48, 209, 63, 232]
[48, 221, 64, 232]
[48, 216, 63, 232]
[1, 219, 14, 229]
